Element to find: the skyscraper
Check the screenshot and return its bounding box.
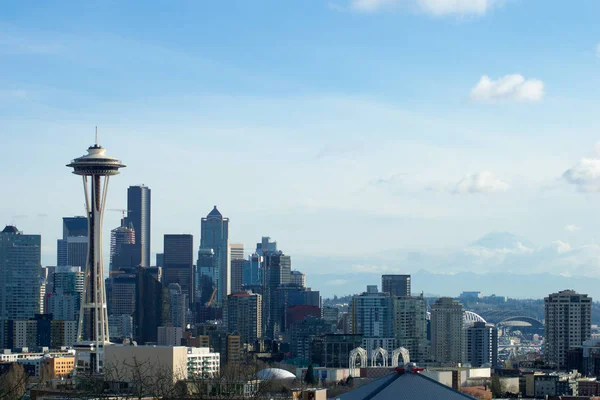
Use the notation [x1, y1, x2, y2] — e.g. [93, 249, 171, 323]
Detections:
[57, 216, 88, 268]
[262, 250, 291, 338]
[134, 266, 169, 345]
[163, 234, 194, 305]
[230, 259, 244, 293]
[544, 290, 592, 369]
[351, 285, 395, 357]
[67, 139, 125, 374]
[168, 283, 187, 329]
[125, 185, 151, 267]
[393, 295, 428, 362]
[48, 266, 84, 321]
[430, 297, 464, 365]
[382, 275, 411, 297]
[199, 206, 230, 306]
[109, 219, 136, 272]
[465, 321, 498, 368]
[290, 270, 306, 288]
[0, 226, 41, 321]
[223, 291, 262, 346]
[230, 243, 244, 260]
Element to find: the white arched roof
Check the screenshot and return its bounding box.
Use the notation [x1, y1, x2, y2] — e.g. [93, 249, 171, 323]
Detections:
[256, 368, 296, 380]
[463, 310, 487, 325]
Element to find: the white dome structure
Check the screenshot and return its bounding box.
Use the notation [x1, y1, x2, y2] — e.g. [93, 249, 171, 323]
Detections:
[256, 368, 296, 381]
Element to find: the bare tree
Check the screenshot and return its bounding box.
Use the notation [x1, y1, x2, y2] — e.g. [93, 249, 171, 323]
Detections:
[0, 364, 29, 400]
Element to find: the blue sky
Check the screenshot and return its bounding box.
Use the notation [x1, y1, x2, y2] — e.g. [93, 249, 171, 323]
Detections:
[3, 0, 600, 294]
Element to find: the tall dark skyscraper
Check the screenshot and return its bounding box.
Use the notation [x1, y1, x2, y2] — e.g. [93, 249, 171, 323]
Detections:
[135, 266, 169, 344]
[163, 234, 194, 305]
[199, 206, 230, 306]
[382, 275, 411, 297]
[125, 185, 151, 267]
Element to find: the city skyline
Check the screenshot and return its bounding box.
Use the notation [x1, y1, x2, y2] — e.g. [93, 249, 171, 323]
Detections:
[3, 1, 600, 299]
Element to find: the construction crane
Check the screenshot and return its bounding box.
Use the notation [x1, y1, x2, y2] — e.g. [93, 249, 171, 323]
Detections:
[108, 209, 130, 219]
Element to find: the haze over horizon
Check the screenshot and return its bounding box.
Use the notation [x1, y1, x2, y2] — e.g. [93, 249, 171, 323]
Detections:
[3, 1, 600, 298]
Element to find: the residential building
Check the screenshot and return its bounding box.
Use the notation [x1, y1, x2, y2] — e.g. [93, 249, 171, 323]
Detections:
[544, 290, 592, 369]
[169, 283, 187, 329]
[125, 185, 151, 267]
[351, 286, 394, 338]
[382, 275, 411, 297]
[393, 295, 428, 362]
[231, 259, 244, 293]
[187, 347, 220, 377]
[158, 326, 184, 346]
[223, 291, 262, 345]
[290, 316, 334, 361]
[0, 226, 41, 321]
[50, 320, 77, 347]
[311, 334, 363, 368]
[430, 297, 464, 365]
[464, 321, 498, 368]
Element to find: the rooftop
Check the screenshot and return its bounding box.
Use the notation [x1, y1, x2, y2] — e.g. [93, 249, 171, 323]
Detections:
[336, 368, 478, 400]
[1, 225, 19, 234]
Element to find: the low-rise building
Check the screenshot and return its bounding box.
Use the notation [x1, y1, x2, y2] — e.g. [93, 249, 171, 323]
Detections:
[104, 345, 189, 383]
[187, 347, 220, 378]
[42, 356, 75, 379]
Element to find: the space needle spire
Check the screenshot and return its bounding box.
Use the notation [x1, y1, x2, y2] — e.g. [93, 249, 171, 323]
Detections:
[67, 133, 125, 374]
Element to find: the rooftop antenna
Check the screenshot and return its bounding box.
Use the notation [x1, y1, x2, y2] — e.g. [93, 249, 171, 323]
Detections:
[95, 126, 98, 145]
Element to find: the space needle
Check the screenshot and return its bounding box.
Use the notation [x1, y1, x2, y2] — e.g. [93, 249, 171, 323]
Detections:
[67, 132, 125, 374]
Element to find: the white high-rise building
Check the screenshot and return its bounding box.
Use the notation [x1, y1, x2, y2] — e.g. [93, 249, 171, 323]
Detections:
[544, 290, 592, 369]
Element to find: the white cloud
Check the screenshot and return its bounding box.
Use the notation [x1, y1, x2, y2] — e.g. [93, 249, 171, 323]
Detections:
[463, 242, 534, 258]
[470, 74, 545, 102]
[551, 240, 572, 254]
[350, 0, 396, 12]
[348, 0, 500, 15]
[565, 224, 581, 232]
[453, 171, 509, 194]
[563, 157, 600, 192]
[418, 0, 496, 16]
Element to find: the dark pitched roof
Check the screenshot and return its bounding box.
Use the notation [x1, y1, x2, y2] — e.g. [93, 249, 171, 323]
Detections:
[1, 225, 19, 234]
[336, 371, 478, 400]
[207, 206, 222, 218]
